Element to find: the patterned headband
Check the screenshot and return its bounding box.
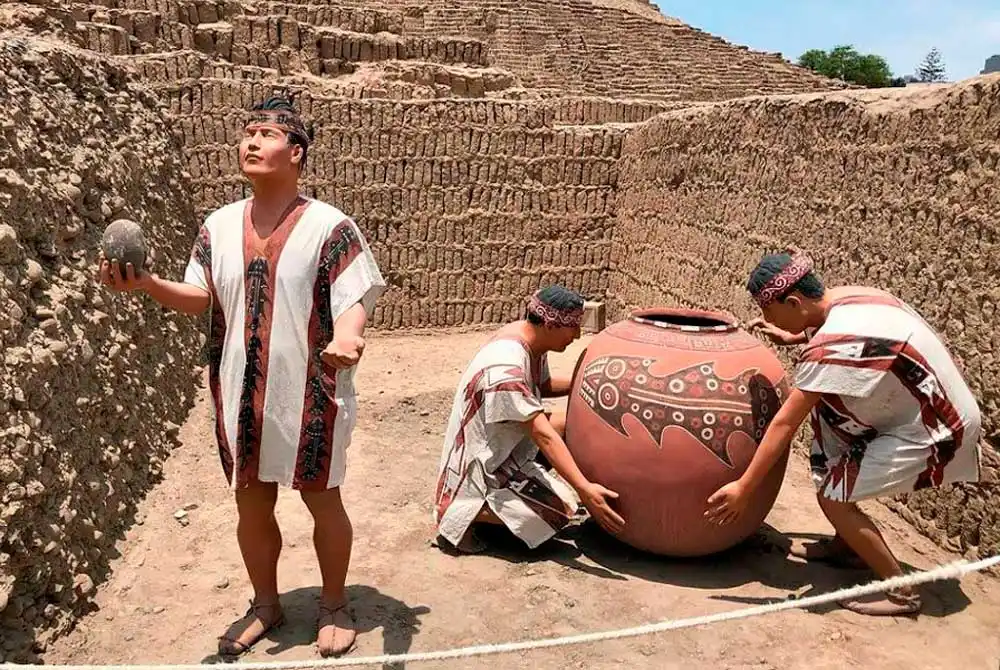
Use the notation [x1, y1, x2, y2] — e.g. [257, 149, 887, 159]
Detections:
[528, 294, 584, 328]
[245, 110, 310, 145]
[752, 252, 815, 308]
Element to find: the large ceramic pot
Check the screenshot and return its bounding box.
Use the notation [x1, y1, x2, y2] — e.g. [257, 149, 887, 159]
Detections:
[565, 307, 791, 557]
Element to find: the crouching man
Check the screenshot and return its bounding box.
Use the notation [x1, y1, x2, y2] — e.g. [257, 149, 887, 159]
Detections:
[705, 249, 982, 616]
[433, 285, 625, 553]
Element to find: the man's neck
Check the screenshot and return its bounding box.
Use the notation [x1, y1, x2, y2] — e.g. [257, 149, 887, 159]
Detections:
[250, 178, 301, 218]
[517, 321, 546, 356]
[806, 293, 833, 330]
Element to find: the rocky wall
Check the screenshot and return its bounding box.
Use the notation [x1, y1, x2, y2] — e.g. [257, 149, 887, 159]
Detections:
[152, 81, 625, 328]
[0, 36, 202, 660]
[609, 77, 1000, 559]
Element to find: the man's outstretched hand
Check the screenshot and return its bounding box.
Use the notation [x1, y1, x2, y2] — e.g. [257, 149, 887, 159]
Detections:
[704, 479, 750, 526]
[578, 481, 626, 535]
[321, 335, 365, 371]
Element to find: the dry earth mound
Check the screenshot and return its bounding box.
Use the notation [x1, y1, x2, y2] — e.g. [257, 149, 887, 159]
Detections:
[0, 34, 202, 661]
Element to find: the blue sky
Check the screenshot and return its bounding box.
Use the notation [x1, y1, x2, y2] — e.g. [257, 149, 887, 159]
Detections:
[650, 1, 999, 81]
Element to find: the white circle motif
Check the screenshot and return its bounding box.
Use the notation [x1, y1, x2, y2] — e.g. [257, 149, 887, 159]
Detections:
[672, 411, 685, 422]
[597, 383, 620, 411]
[606, 360, 626, 380]
[701, 428, 714, 440]
[703, 413, 716, 425]
[669, 379, 685, 393]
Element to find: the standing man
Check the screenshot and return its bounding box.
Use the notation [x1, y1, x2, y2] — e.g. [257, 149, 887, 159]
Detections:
[99, 96, 386, 657]
[434, 285, 626, 554]
[704, 249, 982, 616]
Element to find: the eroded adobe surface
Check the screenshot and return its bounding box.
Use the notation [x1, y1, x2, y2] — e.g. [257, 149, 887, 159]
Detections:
[610, 77, 1000, 559]
[0, 35, 202, 659]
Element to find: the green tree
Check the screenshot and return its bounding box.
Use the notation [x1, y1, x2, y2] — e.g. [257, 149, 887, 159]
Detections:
[916, 47, 946, 82]
[797, 45, 893, 88]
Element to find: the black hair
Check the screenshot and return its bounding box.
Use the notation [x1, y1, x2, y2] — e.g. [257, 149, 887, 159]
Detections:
[250, 96, 309, 168]
[746, 252, 825, 301]
[526, 284, 584, 324]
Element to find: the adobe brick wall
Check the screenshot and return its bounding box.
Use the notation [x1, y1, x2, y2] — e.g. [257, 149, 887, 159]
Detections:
[609, 77, 1000, 559]
[72, 0, 847, 101]
[152, 80, 627, 327]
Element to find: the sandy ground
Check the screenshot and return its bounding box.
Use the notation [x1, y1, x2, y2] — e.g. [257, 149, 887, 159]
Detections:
[45, 328, 1000, 670]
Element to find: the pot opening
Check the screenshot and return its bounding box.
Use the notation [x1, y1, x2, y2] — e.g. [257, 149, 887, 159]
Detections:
[630, 309, 738, 333]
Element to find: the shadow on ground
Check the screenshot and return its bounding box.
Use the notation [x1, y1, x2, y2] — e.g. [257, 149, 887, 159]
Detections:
[454, 520, 972, 619]
[200, 585, 430, 669]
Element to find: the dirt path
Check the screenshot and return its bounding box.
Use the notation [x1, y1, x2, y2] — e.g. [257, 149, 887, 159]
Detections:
[45, 329, 1000, 669]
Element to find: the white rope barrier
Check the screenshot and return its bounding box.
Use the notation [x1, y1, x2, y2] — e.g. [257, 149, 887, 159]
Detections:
[4, 553, 996, 670]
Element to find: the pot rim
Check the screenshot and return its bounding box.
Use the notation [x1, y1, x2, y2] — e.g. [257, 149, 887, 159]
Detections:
[628, 306, 739, 333]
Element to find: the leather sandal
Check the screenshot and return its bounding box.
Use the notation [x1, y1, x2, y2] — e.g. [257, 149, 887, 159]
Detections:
[217, 600, 285, 658]
[838, 588, 922, 617]
[317, 600, 358, 658]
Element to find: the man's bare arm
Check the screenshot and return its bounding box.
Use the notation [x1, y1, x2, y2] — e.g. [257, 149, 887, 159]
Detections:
[143, 275, 211, 314]
[540, 373, 573, 398]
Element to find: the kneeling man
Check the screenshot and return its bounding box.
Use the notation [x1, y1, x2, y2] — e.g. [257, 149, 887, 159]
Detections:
[433, 285, 625, 553]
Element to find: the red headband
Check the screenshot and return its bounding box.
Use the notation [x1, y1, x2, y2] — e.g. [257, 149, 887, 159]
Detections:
[528, 294, 583, 328]
[753, 253, 814, 308]
[245, 110, 310, 145]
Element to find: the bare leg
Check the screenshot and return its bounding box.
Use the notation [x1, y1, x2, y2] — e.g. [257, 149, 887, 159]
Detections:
[817, 495, 921, 616]
[218, 481, 285, 656]
[300, 487, 357, 657]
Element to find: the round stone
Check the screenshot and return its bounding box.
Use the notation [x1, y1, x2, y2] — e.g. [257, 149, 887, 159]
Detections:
[101, 219, 146, 276]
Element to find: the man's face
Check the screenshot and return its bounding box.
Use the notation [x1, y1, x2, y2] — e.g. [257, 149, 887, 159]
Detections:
[239, 122, 301, 178]
[761, 295, 808, 334]
[548, 324, 582, 352]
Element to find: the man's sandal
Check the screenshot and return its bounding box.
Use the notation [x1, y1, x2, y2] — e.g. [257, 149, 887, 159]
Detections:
[838, 588, 922, 617]
[317, 601, 358, 658]
[217, 600, 285, 658]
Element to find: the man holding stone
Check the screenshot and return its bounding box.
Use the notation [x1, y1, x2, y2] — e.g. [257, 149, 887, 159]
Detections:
[98, 96, 386, 657]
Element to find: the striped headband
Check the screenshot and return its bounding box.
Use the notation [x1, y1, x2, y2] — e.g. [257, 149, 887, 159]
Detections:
[752, 252, 814, 308]
[245, 110, 310, 145]
[528, 294, 584, 328]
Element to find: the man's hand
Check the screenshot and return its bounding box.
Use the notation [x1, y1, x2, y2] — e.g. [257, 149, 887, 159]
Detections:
[321, 335, 365, 371]
[99, 256, 150, 293]
[746, 317, 804, 346]
[704, 479, 750, 526]
[578, 481, 626, 535]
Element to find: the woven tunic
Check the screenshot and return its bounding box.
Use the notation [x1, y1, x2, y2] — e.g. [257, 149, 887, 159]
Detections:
[184, 196, 386, 490]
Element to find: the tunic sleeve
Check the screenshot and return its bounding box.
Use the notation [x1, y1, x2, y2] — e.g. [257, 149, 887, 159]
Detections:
[183, 224, 212, 292]
[793, 334, 907, 398]
[482, 365, 546, 425]
[322, 218, 387, 324]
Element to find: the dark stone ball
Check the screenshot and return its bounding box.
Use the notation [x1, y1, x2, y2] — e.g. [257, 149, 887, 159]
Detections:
[101, 219, 147, 277]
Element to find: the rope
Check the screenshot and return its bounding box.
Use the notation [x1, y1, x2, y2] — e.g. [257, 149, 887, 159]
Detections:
[6, 553, 996, 670]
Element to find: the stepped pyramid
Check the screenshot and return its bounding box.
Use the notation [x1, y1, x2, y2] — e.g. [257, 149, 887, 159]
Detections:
[66, 0, 842, 101]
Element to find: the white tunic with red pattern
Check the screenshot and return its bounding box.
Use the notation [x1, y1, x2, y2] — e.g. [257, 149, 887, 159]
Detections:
[434, 337, 578, 549]
[183, 196, 386, 491]
[795, 293, 982, 502]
